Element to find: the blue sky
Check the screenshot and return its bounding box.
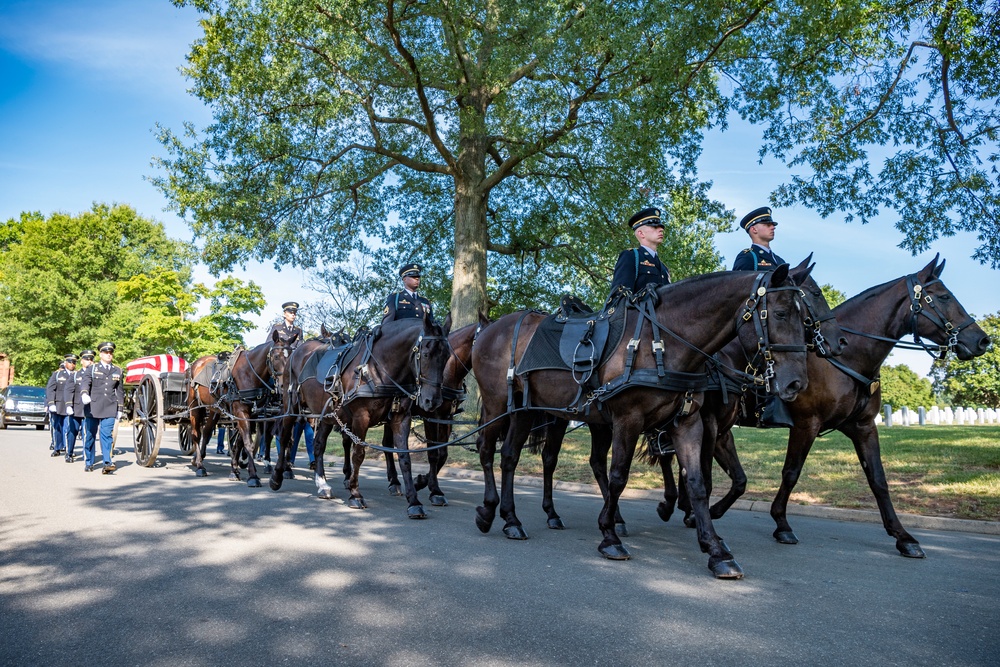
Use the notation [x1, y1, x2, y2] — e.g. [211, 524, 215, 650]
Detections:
[2, 0, 997, 378]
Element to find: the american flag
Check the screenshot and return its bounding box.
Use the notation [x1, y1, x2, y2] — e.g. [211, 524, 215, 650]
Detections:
[125, 354, 189, 385]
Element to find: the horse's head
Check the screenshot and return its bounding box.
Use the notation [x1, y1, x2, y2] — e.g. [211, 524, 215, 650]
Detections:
[736, 264, 810, 402]
[907, 255, 990, 360]
[267, 328, 297, 391]
[415, 312, 452, 412]
[318, 323, 351, 347]
[788, 254, 848, 358]
[444, 310, 494, 385]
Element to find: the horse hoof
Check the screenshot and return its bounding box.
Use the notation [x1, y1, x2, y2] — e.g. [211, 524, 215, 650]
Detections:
[503, 524, 528, 540]
[429, 494, 448, 507]
[269, 477, 282, 491]
[407, 505, 427, 519]
[343, 479, 351, 490]
[347, 496, 367, 509]
[774, 530, 799, 545]
[283, 470, 294, 480]
[247, 477, 261, 488]
[547, 517, 565, 530]
[616, 522, 629, 537]
[195, 468, 208, 478]
[318, 487, 335, 500]
[414, 474, 428, 491]
[228, 472, 240, 481]
[683, 514, 696, 528]
[264, 463, 273, 474]
[709, 558, 744, 579]
[656, 502, 674, 522]
[598, 543, 631, 560]
[474, 507, 494, 533]
[898, 542, 926, 558]
[387, 483, 402, 496]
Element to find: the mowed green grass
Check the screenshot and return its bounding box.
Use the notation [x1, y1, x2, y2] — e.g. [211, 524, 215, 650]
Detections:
[430, 424, 1000, 522]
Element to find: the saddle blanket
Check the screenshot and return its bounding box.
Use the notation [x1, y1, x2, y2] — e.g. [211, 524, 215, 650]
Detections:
[516, 307, 626, 375]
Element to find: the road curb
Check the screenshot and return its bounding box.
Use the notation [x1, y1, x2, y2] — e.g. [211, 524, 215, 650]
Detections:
[436, 465, 1000, 536]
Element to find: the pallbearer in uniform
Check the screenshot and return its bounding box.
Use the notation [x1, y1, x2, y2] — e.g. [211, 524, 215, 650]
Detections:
[80, 342, 124, 474]
[71, 350, 96, 467]
[732, 206, 786, 271]
[382, 263, 435, 322]
[609, 207, 672, 298]
[45, 354, 78, 458]
[267, 301, 303, 346]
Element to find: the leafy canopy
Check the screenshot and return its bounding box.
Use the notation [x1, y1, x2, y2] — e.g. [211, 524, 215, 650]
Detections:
[931, 313, 1000, 408]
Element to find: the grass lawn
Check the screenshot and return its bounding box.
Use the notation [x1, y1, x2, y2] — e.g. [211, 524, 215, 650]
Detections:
[418, 423, 1000, 522]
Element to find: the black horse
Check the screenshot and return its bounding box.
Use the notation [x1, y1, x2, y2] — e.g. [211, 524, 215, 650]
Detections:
[186, 329, 293, 486]
[472, 265, 814, 578]
[269, 314, 451, 517]
[660, 255, 990, 558]
[376, 311, 492, 505]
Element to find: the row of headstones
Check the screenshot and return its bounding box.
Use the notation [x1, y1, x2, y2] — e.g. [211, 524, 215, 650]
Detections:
[876, 405, 1000, 427]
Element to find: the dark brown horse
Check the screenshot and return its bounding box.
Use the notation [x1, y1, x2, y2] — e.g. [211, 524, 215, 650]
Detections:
[472, 265, 814, 578]
[661, 255, 990, 558]
[186, 329, 294, 486]
[377, 312, 492, 505]
[529, 258, 848, 536]
[269, 314, 451, 517]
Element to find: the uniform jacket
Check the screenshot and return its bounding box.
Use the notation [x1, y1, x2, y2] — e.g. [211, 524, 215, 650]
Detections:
[81, 362, 124, 419]
[382, 290, 434, 323]
[267, 321, 303, 346]
[45, 369, 76, 414]
[610, 247, 671, 296]
[732, 245, 786, 272]
[72, 366, 93, 418]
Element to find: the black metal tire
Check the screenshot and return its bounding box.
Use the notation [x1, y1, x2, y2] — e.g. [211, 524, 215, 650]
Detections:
[177, 421, 194, 455]
[132, 374, 163, 467]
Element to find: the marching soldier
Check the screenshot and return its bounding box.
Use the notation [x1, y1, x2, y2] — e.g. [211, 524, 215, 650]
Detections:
[732, 206, 786, 271]
[609, 207, 672, 298]
[382, 263, 434, 322]
[70, 350, 96, 468]
[267, 301, 303, 346]
[45, 354, 78, 458]
[80, 342, 124, 474]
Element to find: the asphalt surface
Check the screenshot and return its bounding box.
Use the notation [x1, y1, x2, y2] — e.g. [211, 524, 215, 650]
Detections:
[1, 426, 998, 667]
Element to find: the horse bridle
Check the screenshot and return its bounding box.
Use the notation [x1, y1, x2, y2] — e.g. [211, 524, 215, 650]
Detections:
[735, 272, 810, 393]
[410, 332, 450, 398]
[841, 273, 976, 359]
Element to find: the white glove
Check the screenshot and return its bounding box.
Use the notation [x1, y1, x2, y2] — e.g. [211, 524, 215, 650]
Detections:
[48, 404, 58, 413]
[82, 394, 91, 405]
[116, 411, 123, 421]
[66, 406, 74, 416]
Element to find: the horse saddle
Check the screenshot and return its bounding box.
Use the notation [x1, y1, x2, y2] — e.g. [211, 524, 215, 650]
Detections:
[300, 342, 361, 393]
[192, 357, 233, 391]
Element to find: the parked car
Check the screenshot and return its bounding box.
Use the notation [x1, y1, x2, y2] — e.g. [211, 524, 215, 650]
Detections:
[0, 385, 49, 430]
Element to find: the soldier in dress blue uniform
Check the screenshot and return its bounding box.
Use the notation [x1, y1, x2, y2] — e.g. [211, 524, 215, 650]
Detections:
[732, 206, 786, 271]
[46, 354, 78, 458]
[267, 301, 303, 346]
[71, 350, 96, 467]
[382, 263, 435, 322]
[609, 207, 672, 298]
[80, 342, 124, 474]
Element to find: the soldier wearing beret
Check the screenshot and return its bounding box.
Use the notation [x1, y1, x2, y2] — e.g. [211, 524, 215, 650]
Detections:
[732, 206, 786, 271]
[267, 301, 303, 346]
[45, 354, 78, 459]
[80, 342, 124, 474]
[69, 350, 96, 467]
[382, 263, 435, 323]
[609, 207, 672, 298]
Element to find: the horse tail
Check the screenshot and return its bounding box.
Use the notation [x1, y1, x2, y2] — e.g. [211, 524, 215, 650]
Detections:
[525, 413, 554, 454]
[638, 433, 662, 466]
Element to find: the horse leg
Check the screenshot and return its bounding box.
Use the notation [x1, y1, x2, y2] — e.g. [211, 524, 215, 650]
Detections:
[498, 414, 534, 539]
[587, 424, 627, 536]
[671, 412, 742, 579]
[382, 427, 402, 496]
[235, 409, 261, 488]
[842, 421, 925, 558]
[268, 415, 296, 491]
[310, 420, 336, 500]
[597, 417, 642, 560]
[540, 419, 569, 529]
[345, 425, 368, 509]
[389, 411, 425, 519]
[419, 421, 449, 506]
[770, 425, 819, 545]
[655, 452, 678, 523]
[341, 438, 353, 490]
[191, 405, 214, 477]
[475, 413, 507, 534]
[708, 430, 747, 520]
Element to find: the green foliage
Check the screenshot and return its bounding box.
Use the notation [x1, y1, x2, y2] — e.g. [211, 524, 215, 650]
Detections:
[820, 284, 847, 308]
[931, 313, 1000, 408]
[880, 363, 936, 410]
[0, 205, 264, 384]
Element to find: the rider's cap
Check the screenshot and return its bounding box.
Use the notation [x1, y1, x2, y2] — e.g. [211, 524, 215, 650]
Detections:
[740, 206, 776, 231]
[282, 301, 299, 312]
[97, 341, 116, 353]
[80, 350, 96, 360]
[63, 353, 78, 362]
[399, 263, 422, 278]
[629, 207, 664, 230]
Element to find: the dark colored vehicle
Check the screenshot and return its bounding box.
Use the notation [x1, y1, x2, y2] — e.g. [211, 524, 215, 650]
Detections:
[1, 385, 48, 430]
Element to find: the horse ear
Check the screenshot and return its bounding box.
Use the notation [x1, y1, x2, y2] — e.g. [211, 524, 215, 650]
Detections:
[790, 261, 814, 286]
[271, 328, 280, 343]
[771, 263, 790, 285]
[793, 253, 813, 271]
[919, 252, 941, 280]
[934, 257, 946, 278]
[442, 311, 453, 335]
[320, 323, 331, 338]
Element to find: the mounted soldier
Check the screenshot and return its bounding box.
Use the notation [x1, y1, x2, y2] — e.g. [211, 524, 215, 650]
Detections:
[383, 263, 435, 322]
[267, 301, 303, 347]
[732, 206, 786, 271]
[609, 207, 671, 299]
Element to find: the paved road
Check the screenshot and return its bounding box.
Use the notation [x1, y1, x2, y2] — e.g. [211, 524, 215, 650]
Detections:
[1, 427, 998, 667]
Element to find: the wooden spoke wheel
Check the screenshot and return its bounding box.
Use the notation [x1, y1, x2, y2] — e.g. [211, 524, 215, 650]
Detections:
[177, 420, 193, 455]
[132, 374, 163, 467]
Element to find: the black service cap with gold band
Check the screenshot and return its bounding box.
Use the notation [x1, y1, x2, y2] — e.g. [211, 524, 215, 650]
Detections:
[399, 263, 422, 278]
[740, 206, 777, 231]
[628, 207, 664, 230]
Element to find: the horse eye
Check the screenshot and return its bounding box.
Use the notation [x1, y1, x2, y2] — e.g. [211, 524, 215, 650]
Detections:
[938, 293, 950, 301]
[773, 309, 788, 320]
